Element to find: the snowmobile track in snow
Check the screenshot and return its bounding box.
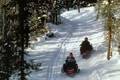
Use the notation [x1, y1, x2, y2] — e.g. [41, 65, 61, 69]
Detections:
[47, 24, 76, 80]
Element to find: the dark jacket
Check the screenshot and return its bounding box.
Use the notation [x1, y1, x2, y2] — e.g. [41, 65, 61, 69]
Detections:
[81, 40, 90, 48]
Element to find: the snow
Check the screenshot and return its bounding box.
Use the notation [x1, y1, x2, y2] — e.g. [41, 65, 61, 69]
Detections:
[27, 7, 120, 80]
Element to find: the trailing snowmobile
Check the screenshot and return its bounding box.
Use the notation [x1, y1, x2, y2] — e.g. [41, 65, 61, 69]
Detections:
[62, 53, 80, 76]
[62, 63, 80, 76]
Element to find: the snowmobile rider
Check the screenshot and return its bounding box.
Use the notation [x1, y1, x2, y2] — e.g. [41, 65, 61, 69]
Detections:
[80, 37, 93, 54]
[66, 52, 76, 63]
[63, 52, 78, 73]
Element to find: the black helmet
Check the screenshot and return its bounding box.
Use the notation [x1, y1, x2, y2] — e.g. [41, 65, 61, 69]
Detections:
[85, 37, 88, 40]
[69, 52, 73, 56]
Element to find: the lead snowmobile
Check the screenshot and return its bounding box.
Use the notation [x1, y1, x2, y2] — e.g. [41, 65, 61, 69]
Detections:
[80, 37, 93, 59]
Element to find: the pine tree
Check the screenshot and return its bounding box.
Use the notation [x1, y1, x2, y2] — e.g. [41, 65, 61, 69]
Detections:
[0, 0, 41, 79]
[96, 0, 120, 60]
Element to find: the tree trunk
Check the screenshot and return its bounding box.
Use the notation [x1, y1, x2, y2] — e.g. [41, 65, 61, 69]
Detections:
[18, 0, 26, 79]
[107, 0, 112, 60]
[77, 0, 80, 13]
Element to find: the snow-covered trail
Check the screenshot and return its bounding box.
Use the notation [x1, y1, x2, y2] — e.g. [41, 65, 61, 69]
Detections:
[27, 7, 104, 80]
[27, 7, 120, 80]
[27, 8, 87, 80]
[51, 7, 105, 80]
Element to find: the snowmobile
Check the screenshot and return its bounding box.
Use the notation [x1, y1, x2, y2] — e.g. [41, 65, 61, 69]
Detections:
[46, 32, 54, 38]
[81, 50, 91, 59]
[62, 62, 80, 76]
[64, 67, 80, 76]
[80, 44, 93, 59]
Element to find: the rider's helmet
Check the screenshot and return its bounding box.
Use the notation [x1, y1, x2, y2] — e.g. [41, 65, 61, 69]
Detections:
[69, 52, 73, 57]
[85, 37, 88, 41]
[66, 52, 74, 62]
